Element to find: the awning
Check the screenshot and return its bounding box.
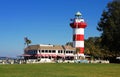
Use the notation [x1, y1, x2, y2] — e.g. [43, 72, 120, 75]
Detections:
[57, 54, 65, 57]
[40, 54, 49, 57]
[65, 55, 74, 57]
[35, 54, 57, 57]
[35, 54, 42, 57]
[45, 54, 49, 57]
[50, 54, 57, 57]
[22, 54, 31, 56]
[35, 54, 47, 57]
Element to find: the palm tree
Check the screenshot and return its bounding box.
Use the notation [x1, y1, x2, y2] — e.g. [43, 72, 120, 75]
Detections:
[24, 37, 32, 46]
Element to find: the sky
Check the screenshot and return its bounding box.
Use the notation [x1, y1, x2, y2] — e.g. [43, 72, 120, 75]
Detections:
[0, 0, 112, 57]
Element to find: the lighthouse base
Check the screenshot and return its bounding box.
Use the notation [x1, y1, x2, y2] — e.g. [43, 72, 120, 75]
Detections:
[74, 54, 85, 60]
[78, 53, 85, 57]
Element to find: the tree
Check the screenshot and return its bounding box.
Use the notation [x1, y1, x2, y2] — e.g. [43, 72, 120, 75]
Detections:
[84, 37, 112, 59]
[24, 37, 32, 46]
[85, 37, 102, 58]
[65, 42, 73, 47]
[97, 1, 120, 56]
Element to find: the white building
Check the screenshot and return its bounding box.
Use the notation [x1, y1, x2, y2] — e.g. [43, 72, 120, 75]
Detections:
[23, 44, 75, 62]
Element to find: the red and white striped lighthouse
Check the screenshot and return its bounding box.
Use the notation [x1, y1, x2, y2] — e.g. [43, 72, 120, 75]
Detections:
[70, 11, 87, 57]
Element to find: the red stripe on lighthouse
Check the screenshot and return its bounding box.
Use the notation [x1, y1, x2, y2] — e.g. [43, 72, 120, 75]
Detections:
[80, 47, 84, 54]
[73, 34, 84, 41]
[77, 47, 84, 54]
[70, 22, 87, 28]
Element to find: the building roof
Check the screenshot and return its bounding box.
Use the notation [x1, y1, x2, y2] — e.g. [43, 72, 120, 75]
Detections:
[24, 44, 75, 51]
[63, 45, 76, 51]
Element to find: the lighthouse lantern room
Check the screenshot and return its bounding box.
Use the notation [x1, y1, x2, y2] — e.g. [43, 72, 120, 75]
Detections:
[70, 11, 87, 57]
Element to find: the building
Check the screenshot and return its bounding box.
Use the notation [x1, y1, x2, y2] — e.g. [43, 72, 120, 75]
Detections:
[23, 44, 75, 62]
[22, 11, 87, 63]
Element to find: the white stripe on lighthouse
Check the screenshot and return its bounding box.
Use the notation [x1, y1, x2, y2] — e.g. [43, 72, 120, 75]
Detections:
[73, 28, 84, 35]
[73, 41, 84, 48]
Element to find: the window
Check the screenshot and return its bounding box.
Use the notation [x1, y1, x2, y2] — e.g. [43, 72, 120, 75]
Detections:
[71, 51, 73, 53]
[61, 50, 63, 53]
[52, 50, 56, 53]
[69, 51, 70, 53]
[49, 50, 51, 53]
[66, 51, 68, 53]
[35, 50, 37, 54]
[45, 50, 48, 53]
[42, 50, 44, 53]
[58, 50, 63, 53]
[34, 50, 36, 54]
[58, 50, 60, 53]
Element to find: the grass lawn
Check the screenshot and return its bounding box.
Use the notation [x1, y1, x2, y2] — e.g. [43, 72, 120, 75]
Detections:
[0, 63, 120, 77]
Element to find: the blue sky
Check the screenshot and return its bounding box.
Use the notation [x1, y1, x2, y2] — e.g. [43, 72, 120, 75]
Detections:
[0, 0, 112, 57]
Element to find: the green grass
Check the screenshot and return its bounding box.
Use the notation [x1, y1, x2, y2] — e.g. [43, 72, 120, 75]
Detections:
[0, 63, 120, 77]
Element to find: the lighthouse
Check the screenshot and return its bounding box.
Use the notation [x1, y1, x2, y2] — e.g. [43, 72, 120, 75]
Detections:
[70, 11, 87, 57]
